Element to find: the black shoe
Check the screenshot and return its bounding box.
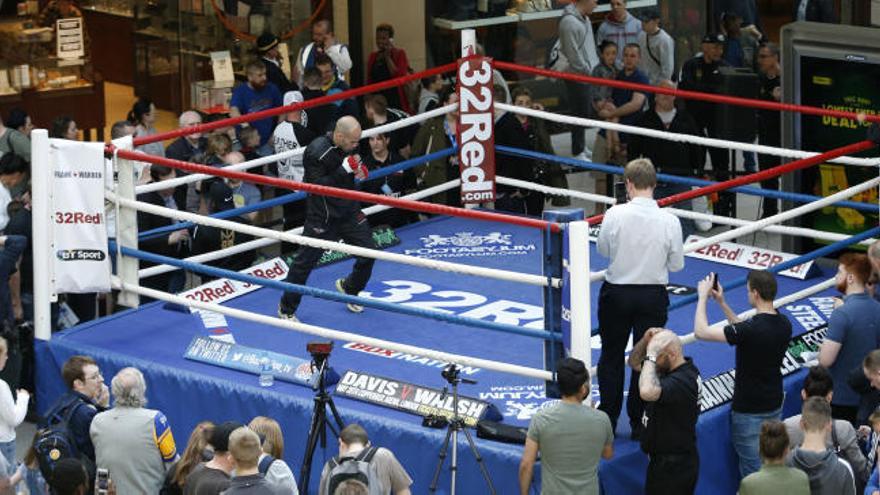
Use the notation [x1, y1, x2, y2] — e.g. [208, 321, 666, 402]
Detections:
[277, 304, 299, 322]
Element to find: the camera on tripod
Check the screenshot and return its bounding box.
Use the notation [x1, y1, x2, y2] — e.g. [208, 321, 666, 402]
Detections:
[441, 364, 476, 386]
[307, 341, 333, 363]
[441, 364, 459, 383]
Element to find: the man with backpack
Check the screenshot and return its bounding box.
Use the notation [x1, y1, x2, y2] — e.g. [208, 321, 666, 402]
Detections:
[224, 427, 287, 495]
[318, 424, 411, 495]
[783, 366, 869, 492]
[35, 356, 108, 482]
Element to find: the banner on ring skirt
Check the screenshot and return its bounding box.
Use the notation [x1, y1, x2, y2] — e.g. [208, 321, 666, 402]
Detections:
[51, 139, 111, 293]
[684, 235, 816, 280]
[334, 370, 501, 427]
[457, 55, 496, 204]
[183, 335, 339, 388]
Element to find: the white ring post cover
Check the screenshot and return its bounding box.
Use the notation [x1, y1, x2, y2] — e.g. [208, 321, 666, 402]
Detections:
[113, 135, 140, 308]
[32, 129, 54, 340]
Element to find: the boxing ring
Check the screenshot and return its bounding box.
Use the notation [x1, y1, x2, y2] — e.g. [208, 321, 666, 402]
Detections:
[30, 44, 880, 494]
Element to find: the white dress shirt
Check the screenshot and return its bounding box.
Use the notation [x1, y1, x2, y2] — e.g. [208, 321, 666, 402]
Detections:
[596, 196, 684, 285]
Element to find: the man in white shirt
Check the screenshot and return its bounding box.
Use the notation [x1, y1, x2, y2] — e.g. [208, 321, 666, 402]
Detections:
[596, 158, 684, 438]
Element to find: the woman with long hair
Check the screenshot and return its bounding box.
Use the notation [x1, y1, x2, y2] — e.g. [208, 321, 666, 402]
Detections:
[248, 416, 298, 494]
[160, 421, 214, 495]
[128, 98, 165, 158]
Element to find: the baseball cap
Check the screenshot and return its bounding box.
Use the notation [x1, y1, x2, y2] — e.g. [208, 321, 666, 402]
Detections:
[256, 33, 280, 54]
[208, 180, 235, 213]
[210, 421, 244, 452]
[283, 90, 304, 107]
[638, 7, 661, 22]
[702, 32, 726, 44]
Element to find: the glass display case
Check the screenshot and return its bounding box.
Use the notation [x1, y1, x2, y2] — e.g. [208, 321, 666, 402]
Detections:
[0, 15, 105, 140]
[0, 18, 94, 94]
[133, 0, 320, 113]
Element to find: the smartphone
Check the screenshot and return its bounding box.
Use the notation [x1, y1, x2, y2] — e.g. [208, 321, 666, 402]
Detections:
[96, 467, 109, 495]
[712, 272, 720, 291]
[614, 181, 627, 204]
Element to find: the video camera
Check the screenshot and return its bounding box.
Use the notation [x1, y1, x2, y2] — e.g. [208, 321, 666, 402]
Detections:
[307, 341, 333, 356]
[441, 364, 477, 386]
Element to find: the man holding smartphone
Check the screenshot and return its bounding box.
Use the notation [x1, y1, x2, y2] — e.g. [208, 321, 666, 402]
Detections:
[694, 270, 792, 479]
[596, 158, 684, 439]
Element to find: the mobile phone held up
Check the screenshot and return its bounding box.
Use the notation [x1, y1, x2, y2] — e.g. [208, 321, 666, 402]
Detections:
[712, 272, 720, 291]
[96, 468, 110, 495]
[614, 181, 627, 204]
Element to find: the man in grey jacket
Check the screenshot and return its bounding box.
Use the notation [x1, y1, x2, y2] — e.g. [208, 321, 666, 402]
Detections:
[558, 0, 599, 160]
[783, 366, 868, 491]
[787, 397, 856, 495]
[636, 8, 674, 86]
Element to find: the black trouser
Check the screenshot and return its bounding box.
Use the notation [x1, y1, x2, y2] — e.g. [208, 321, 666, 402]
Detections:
[279, 213, 376, 312]
[280, 194, 307, 255]
[646, 452, 699, 495]
[564, 79, 591, 156]
[757, 153, 780, 218]
[700, 122, 733, 217]
[597, 283, 668, 433]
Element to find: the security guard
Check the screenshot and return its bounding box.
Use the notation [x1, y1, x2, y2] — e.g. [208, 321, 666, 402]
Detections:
[679, 33, 733, 216]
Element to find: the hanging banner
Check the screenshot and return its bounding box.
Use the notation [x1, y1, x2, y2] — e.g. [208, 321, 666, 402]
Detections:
[51, 139, 110, 293]
[456, 55, 496, 204]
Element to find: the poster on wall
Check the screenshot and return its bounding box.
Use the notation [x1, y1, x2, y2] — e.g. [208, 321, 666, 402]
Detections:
[797, 55, 880, 241]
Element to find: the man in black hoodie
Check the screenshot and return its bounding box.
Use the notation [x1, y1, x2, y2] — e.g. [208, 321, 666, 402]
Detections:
[628, 80, 704, 239]
[787, 397, 856, 495]
[277, 116, 375, 321]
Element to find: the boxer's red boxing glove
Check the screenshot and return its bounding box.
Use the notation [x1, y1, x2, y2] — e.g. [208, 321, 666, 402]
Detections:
[342, 154, 369, 180]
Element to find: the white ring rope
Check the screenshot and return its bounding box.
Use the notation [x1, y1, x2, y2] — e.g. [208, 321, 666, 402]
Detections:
[107, 191, 561, 288]
[496, 176, 616, 205]
[497, 175, 876, 246]
[496, 103, 880, 168]
[113, 277, 554, 381]
[138, 179, 462, 279]
[587, 176, 880, 281]
[134, 104, 456, 194]
[588, 276, 838, 376]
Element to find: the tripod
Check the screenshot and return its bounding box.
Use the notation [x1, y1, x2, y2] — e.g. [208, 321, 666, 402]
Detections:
[429, 365, 496, 495]
[299, 353, 344, 494]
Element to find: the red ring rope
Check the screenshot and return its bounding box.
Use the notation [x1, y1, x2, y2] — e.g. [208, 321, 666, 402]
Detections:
[113, 149, 561, 233]
[494, 61, 880, 125]
[586, 139, 878, 226]
[128, 61, 459, 147]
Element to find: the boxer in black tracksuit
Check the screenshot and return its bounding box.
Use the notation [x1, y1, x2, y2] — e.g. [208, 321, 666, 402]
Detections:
[278, 116, 376, 320]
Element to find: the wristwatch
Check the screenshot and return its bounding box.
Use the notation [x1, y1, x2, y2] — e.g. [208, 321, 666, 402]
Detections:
[644, 354, 657, 364]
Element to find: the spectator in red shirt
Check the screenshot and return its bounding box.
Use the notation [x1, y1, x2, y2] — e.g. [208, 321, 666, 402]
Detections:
[367, 23, 412, 114]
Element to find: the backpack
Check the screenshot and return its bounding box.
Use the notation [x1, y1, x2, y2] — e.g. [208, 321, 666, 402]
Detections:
[325, 446, 382, 495]
[33, 395, 86, 480]
[546, 38, 570, 73]
[258, 454, 276, 475]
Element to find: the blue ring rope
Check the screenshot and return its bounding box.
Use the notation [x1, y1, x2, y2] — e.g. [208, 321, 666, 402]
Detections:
[122, 246, 561, 342]
[496, 145, 877, 213]
[138, 147, 457, 241]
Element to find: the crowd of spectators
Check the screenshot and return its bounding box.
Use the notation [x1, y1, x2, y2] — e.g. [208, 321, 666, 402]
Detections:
[0, 3, 865, 494]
